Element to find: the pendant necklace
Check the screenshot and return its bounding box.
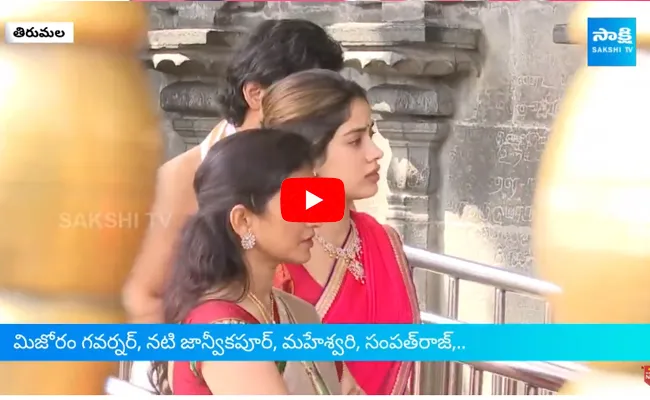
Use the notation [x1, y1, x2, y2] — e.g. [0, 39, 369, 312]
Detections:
[314, 221, 365, 283]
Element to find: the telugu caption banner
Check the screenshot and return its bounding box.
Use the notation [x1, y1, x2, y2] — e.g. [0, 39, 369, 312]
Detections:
[2, 324, 648, 362]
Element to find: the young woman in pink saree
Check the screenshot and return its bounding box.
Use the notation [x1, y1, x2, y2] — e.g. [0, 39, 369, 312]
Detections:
[264, 69, 421, 395]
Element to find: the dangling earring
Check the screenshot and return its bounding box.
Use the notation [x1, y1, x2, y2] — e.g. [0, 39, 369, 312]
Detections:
[313, 170, 318, 177]
[241, 230, 256, 250]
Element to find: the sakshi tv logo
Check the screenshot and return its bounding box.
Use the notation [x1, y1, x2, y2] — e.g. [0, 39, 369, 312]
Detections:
[587, 17, 636, 67]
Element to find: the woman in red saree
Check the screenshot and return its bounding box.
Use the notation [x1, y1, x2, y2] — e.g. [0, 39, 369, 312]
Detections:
[264, 69, 421, 395]
[148, 129, 360, 395]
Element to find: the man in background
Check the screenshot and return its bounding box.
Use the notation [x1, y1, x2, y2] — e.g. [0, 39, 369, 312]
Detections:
[122, 19, 344, 323]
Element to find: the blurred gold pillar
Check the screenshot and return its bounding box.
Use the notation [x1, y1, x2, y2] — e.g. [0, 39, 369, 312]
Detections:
[533, 2, 650, 395]
[0, 2, 161, 394]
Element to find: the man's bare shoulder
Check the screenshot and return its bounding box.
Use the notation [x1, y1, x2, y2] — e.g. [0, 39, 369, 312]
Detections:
[160, 146, 201, 175]
[155, 146, 201, 213]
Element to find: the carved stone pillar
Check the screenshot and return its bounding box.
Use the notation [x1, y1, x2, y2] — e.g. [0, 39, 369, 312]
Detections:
[146, 29, 237, 151]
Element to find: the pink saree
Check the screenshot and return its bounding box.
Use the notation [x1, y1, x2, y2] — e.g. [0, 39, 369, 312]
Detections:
[274, 211, 420, 395]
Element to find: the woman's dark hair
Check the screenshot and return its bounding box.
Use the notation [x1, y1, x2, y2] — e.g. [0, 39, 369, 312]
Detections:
[218, 19, 344, 127]
[261, 69, 368, 162]
[149, 129, 314, 394]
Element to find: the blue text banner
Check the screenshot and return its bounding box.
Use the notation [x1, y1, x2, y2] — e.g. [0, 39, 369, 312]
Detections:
[2, 324, 647, 362]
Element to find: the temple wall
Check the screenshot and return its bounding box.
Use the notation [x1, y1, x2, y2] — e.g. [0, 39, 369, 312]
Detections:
[438, 2, 582, 324]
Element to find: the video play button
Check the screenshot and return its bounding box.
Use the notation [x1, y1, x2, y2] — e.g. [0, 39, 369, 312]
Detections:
[280, 177, 346, 223]
[305, 190, 322, 210]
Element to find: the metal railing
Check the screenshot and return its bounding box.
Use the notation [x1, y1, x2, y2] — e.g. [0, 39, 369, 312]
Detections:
[106, 376, 155, 396]
[404, 245, 587, 395]
[420, 312, 588, 394]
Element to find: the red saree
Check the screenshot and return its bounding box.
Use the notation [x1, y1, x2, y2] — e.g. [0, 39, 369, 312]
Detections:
[171, 294, 344, 395]
[274, 211, 420, 395]
[172, 301, 261, 395]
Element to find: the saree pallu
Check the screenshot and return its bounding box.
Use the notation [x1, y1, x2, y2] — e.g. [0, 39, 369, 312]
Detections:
[172, 289, 341, 395]
[275, 211, 421, 395]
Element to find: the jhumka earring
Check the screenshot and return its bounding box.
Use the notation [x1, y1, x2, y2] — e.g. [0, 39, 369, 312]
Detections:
[241, 230, 256, 250]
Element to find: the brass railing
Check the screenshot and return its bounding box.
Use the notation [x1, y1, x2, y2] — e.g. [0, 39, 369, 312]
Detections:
[107, 246, 587, 395]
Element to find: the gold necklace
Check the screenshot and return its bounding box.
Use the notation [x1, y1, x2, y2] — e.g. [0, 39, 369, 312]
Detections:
[314, 221, 365, 283]
[246, 292, 276, 324]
